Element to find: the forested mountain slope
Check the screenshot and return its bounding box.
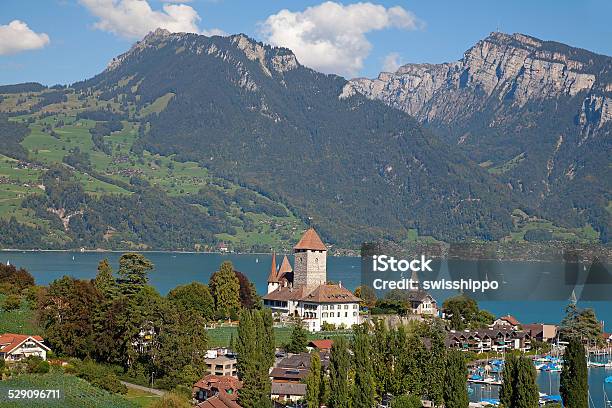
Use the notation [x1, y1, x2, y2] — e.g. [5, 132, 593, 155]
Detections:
[345, 32, 611, 242]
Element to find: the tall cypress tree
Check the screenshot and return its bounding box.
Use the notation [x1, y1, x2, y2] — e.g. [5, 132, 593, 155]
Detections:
[253, 310, 272, 407]
[352, 325, 375, 408]
[329, 336, 350, 408]
[501, 353, 539, 408]
[237, 309, 264, 408]
[560, 338, 588, 408]
[513, 356, 539, 408]
[306, 351, 322, 408]
[261, 307, 275, 367]
[443, 350, 469, 408]
[500, 353, 517, 407]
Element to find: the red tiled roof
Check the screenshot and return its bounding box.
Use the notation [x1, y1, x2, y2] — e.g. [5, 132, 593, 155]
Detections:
[293, 228, 327, 251]
[263, 286, 306, 301]
[300, 284, 360, 303]
[196, 395, 241, 408]
[499, 315, 520, 326]
[194, 375, 242, 393]
[308, 339, 333, 350]
[267, 253, 278, 283]
[0, 333, 49, 354]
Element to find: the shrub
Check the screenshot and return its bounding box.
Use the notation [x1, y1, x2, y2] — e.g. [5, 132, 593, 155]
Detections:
[26, 356, 50, 374]
[2, 294, 21, 311]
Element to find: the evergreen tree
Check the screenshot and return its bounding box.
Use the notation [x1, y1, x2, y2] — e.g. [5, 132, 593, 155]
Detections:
[426, 331, 446, 406]
[306, 352, 322, 408]
[560, 338, 588, 408]
[286, 319, 308, 354]
[209, 261, 241, 319]
[329, 336, 350, 408]
[390, 394, 422, 408]
[94, 259, 116, 298]
[352, 325, 375, 408]
[236, 309, 272, 408]
[513, 356, 539, 408]
[261, 308, 275, 367]
[443, 350, 469, 408]
[501, 354, 539, 408]
[500, 353, 517, 407]
[117, 253, 153, 295]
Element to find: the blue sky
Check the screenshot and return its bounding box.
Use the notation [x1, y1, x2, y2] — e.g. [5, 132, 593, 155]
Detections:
[1, 0, 611, 86]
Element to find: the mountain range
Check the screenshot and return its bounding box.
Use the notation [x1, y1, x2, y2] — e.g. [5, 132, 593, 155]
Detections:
[0, 30, 609, 250]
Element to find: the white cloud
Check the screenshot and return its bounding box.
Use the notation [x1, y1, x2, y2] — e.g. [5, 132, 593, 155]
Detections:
[382, 52, 403, 72]
[0, 20, 50, 55]
[79, 0, 224, 39]
[259, 1, 422, 77]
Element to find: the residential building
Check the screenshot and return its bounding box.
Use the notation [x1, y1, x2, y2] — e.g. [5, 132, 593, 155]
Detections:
[0, 333, 50, 362]
[403, 289, 438, 316]
[492, 315, 521, 330]
[205, 355, 238, 377]
[307, 339, 333, 353]
[270, 352, 325, 403]
[523, 323, 558, 343]
[263, 228, 361, 332]
[193, 374, 242, 408]
[446, 328, 532, 352]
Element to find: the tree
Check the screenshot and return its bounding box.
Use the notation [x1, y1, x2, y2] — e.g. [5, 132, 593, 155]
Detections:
[117, 253, 154, 295]
[501, 353, 538, 408]
[352, 325, 375, 408]
[36, 276, 102, 358]
[236, 309, 272, 408]
[500, 353, 517, 407]
[167, 282, 215, 321]
[2, 294, 21, 311]
[354, 285, 377, 308]
[234, 270, 261, 309]
[94, 259, 116, 298]
[306, 352, 322, 408]
[390, 394, 422, 408]
[425, 330, 446, 406]
[286, 320, 308, 354]
[560, 302, 603, 345]
[443, 350, 468, 408]
[560, 338, 588, 408]
[329, 336, 350, 408]
[209, 261, 241, 319]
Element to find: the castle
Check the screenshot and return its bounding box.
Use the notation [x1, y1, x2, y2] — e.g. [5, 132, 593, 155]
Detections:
[263, 228, 361, 332]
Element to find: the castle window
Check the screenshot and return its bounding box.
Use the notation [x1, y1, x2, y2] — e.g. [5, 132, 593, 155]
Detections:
[344, 305, 349, 309]
[322, 305, 328, 310]
[322, 313, 328, 318]
[353, 312, 358, 316]
[330, 312, 334, 317]
[353, 305, 358, 309]
[329, 305, 334, 310]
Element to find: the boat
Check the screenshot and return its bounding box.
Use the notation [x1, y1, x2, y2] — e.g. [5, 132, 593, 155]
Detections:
[589, 361, 606, 367]
[606, 376, 612, 384]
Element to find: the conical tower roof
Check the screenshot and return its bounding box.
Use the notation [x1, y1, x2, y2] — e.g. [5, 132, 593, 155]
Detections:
[267, 252, 279, 283]
[293, 228, 327, 251]
[279, 255, 293, 274]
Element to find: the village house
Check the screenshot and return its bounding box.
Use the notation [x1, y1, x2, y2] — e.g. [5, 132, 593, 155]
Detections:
[307, 339, 333, 353]
[522, 323, 558, 343]
[492, 315, 521, 330]
[0, 333, 50, 362]
[403, 289, 438, 316]
[270, 352, 329, 403]
[263, 228, 361, 332]
[193, 374, 242, 408]
[446, 328, 532, 353]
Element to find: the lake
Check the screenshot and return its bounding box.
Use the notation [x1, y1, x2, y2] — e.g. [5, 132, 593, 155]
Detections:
[3, 251, 609, 329]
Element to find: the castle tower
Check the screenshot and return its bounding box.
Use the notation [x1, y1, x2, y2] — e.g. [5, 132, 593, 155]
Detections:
[267, 252, 279, 294]
[293, 228, 327, 288]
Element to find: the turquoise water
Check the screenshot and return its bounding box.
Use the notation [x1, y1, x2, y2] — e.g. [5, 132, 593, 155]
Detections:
[3, 251, 609, 329]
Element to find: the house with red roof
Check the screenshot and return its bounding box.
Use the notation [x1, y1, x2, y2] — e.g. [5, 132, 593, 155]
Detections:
[493, 315, 521, 330]
[193, 374, 242, 408]
[0, 333, 50, 362]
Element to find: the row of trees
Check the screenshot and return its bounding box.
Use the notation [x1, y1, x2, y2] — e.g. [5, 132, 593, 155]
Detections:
[303, 322, 468, 408]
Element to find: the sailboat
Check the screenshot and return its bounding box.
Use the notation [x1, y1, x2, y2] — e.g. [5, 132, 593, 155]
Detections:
[6, 260, 9, 266]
